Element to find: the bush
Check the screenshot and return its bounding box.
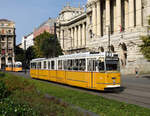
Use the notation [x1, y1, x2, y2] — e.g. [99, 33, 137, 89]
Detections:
[0, 72, 5, 78]
[0, 80, 10, 99]
[0, 98, 37, 116]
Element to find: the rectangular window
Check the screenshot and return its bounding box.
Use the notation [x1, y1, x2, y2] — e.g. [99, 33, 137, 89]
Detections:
[44, 61, 47, 69]
[88, 59, 96, 72]
[38, 62, 41, 69]
[90, 16, 92, 24]
[51, 61, 55, 70]
[78, 59, 86, 71]
[48, 61, 51, 69]
[58, 60, 62, 70]
[63, 60, 68, 70]
[72, 59, 78, 71]
[1, 49, 5, 55]
[8, 42, 12, 48]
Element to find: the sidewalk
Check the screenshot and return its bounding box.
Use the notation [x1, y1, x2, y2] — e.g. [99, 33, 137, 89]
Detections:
[121, 73, 150, 78]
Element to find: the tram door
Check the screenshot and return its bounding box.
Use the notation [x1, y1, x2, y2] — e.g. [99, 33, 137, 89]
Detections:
[88, 59, 96, 88]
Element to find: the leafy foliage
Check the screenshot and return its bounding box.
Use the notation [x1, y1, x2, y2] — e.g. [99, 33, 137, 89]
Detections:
[140, 17, 150, 60]
[15, 46, 36, 68]
[15, 46, 25, 63]
[0, 80, 10, 99]
[140, 36, 150, 60]
[26, 46, 36, 68]
[0, 98, 36, 116]
[0, 72, 82, 116]
[34, 31, 63, 58]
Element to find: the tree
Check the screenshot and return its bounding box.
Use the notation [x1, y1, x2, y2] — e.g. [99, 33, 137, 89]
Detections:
[140, 36, 150, 60]
[34, 31, 63, 58]
[26, 46, 37, 68]
[140, 17, 150, 60]
[15, 46, 25, 63]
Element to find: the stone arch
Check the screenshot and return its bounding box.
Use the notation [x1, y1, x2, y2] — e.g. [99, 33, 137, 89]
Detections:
[110, 45, 115, 52]
[98, 47, 104, 52]
[119, 43, 127, 67]
[8, 57, 12, 63]
[1, 57, 6, 69]
[89, 30, 93, 39]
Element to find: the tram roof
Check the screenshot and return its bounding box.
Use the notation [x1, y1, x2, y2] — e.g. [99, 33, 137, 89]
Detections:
[31, 52, 118, 62]
[31, 58, 46, 62]
[58, 52, 117, 59]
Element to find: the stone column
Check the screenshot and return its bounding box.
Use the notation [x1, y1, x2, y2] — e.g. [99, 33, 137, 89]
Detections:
[106, 0, 110, 34]
[74, 26, 77, 48]
[69, 29, 71, 48]
[114, 0, 117, 32]
[63, 30, 65, 49]
[82, 23, 85, 47]
[60, 30, 63, 48]
[97, 0, 101, 36]
[78, 25, 81, 47]
[125, 0, 129, 30]
[116, 0, 122, 32]
[129, 0, 135, 28]
[73, 28, 75, 48]
[136, 0, 142, 26]
[92, 3, 97, 36]
[71, 28, 74, 48]
[80, 25, 82, 47]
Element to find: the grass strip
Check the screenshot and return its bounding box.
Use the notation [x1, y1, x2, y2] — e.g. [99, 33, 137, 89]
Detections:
[0, 72, 84, 116]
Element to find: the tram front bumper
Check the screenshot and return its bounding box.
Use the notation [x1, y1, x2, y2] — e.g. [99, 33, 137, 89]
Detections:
[106, 85, 121, 88]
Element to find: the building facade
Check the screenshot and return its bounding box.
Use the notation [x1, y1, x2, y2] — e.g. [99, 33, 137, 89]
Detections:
[57, 0, 150, 74]
[0, 19, 16, 69]
[33, 18, 56, 39]
[21, 32, 34, 50]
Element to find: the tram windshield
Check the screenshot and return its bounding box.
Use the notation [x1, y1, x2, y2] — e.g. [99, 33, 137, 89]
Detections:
[105, 60, 120, 71]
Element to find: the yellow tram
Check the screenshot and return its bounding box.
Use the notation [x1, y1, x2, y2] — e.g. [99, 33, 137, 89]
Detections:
[30, 52, 121, 91]
[5, 62, 22, 72]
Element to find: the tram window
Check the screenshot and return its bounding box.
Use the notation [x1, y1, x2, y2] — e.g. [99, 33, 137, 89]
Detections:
[34, 63, 36, 69]
[51, 61, 55, 70]
[97, 61, 105, 71]
[106, 60, 119, 71]
[78, 59, 86, 71]
[35, 63, 37, 69]
[58, 60, 62, 70]
[44, 61, 47, 69]
[64, 60, 67, 70]
[48, 61, 51, 69]
[67, 60, 72, 70]
[88, 59, 96, 71]
[38, 62, 41, 69]
[72, 59, 78, 70]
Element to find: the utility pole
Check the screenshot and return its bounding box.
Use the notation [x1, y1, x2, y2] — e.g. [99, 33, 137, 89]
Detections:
[24, 40, 26, 74]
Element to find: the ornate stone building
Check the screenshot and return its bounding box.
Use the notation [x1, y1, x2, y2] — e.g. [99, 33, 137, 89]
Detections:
[57, 0, 150, 74]
[0, 19, 16, 69]
[33, 18, 56, 39]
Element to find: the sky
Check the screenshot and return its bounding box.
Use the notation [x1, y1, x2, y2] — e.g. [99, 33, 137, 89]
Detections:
[0, 0, 86, 45]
